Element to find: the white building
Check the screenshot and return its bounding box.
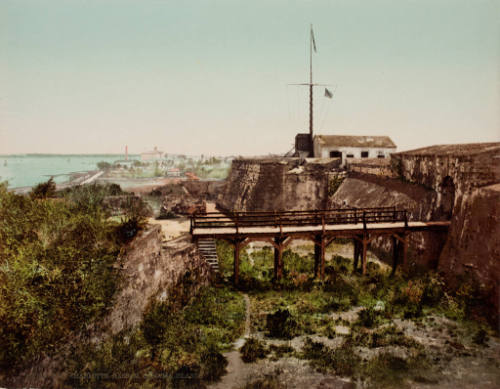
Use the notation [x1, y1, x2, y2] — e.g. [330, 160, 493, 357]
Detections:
[141, 147, 163, 161]
[313, 135, 396, 167]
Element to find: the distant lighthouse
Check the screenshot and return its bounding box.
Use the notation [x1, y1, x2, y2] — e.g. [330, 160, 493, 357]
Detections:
[125, 145, 128, 161]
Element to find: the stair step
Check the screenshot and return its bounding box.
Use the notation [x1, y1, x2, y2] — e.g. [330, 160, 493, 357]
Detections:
[197, 238, 219, 272]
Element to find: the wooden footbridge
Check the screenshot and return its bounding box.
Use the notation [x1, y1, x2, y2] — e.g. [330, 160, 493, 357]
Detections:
[190, 207, 450, 284]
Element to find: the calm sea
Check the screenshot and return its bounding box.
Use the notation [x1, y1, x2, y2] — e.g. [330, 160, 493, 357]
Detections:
[0, 154, 137, 189]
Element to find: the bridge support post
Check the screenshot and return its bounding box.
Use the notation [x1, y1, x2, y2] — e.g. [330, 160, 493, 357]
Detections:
[313, 235, 326, 279]
[320, 237, 326, 279]
[353, 238, 360, 273]
[402, 233, 408, 268]
[273, 237, 285, 281]
[391, 235, 399, 276]
[314, 242, 320, 277]
[361, 234, 368, 275]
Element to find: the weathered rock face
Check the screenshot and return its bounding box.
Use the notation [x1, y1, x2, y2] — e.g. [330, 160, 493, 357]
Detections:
[392, 144, 500, 320]
[96, 225, 212, 337]
[438, 184, 500, 317]
[183, 180, 225, 202]
[217, 158, 341, 211]
[393, 143, 500, 220]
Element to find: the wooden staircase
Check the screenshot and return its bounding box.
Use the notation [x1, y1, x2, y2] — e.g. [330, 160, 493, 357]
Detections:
[197, 238, 219, 273]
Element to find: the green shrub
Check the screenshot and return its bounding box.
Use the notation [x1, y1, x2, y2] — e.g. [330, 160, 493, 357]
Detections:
[31, 177, 56, 199]
[97, 161, 112, 170]
[268, 344, 294, 359]
[362, 350, 437, 388]
[363, 352, 409, 388]
[115, 216, 144, 243]
[472, 328, 489, 346]
[240, 337, 268, 363]
[266, 309, 300, 339]
[240, 375, 286, 389]
[67, 285, 239, 388]
[301, 337, 360, 377]
[0, 183, 121, 371]
[355, 307, 381, 328]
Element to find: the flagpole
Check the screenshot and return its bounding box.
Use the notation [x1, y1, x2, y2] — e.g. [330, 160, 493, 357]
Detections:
[309, 24, 313, 146]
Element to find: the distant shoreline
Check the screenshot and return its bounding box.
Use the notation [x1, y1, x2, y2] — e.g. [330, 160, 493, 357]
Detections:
[1, 153, 140, 158]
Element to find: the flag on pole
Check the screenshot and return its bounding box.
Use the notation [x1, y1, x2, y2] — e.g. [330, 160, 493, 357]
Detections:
[311, 26, 317, 53]
[324, 88, 333, 98]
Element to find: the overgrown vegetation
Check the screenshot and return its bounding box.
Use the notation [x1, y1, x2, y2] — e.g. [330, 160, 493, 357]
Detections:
[327, 175, 344, 196]
[0, 181, 148, 373]
[66, 285, 245, 388]
[215, 239, 497, 387]
[2, 181, 497, 388]
[240, 337, 268, 363]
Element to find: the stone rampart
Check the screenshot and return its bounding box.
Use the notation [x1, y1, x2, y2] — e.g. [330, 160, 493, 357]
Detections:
[217, 157, 341, 211]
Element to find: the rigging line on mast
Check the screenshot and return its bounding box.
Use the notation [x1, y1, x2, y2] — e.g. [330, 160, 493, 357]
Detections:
[286, 84, 292, 123]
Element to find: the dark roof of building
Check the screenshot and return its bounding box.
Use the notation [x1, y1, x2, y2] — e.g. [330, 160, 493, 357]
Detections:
[397, 143, 500, 156]
[314, 135, 396, 149]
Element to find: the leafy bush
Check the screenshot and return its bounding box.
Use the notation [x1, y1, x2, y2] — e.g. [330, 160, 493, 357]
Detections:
[115, 216, 144, 243]
[301, 337, 360, 377]
[240, 337, 268, 363]
[30, 177, 56, 199]
[0, 182, 121, 371]
[266, 308, 300, 339]
[472, 328, 489, 346]
[355, 307, 382, 328]
[362, 350, 437, 388]
[268, 344, 294, 359]
[240, 375, 286, 389]
[97, 161, 112, 170]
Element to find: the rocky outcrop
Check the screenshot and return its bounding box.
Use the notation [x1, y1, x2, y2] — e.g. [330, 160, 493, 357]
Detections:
[95, 225, 212, 337]
[392, 144, 500, 319]
[438, 184, 500, 316]
[218, 158, 341, 211]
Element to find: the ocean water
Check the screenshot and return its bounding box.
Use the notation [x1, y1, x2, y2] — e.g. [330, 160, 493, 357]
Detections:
[0, 154, 137, 188]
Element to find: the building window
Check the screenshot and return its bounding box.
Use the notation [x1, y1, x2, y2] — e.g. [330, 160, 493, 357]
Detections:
[361, 151, 369, 158]
[329, 150, 342, 158]
[346, 154, 354, 158]
[377, 150, 385, 158]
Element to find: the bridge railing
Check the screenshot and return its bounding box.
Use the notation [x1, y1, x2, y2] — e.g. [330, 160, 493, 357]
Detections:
[190, 207, 408, 232]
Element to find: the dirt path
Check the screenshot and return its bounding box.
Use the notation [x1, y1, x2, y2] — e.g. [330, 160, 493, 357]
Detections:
[208, 293, 251, 389]
[147, 217, 190, 241]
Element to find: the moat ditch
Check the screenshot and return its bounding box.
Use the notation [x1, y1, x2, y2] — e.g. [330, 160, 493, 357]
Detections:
[208, 240, 500, 389]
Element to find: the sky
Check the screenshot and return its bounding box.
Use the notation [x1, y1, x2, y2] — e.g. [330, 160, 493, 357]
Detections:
[1, 0, 499, 156]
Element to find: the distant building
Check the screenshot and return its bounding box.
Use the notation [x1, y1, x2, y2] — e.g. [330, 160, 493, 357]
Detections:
[141, 146, 163, 161]
[166, 167, 181, 177]
[313, 135, 397, 167]
[114, 160, 134, 168]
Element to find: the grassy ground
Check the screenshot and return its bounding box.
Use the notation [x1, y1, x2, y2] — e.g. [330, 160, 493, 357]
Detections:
[216, 240, 500, 389]
[66, 285, 245, 388]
